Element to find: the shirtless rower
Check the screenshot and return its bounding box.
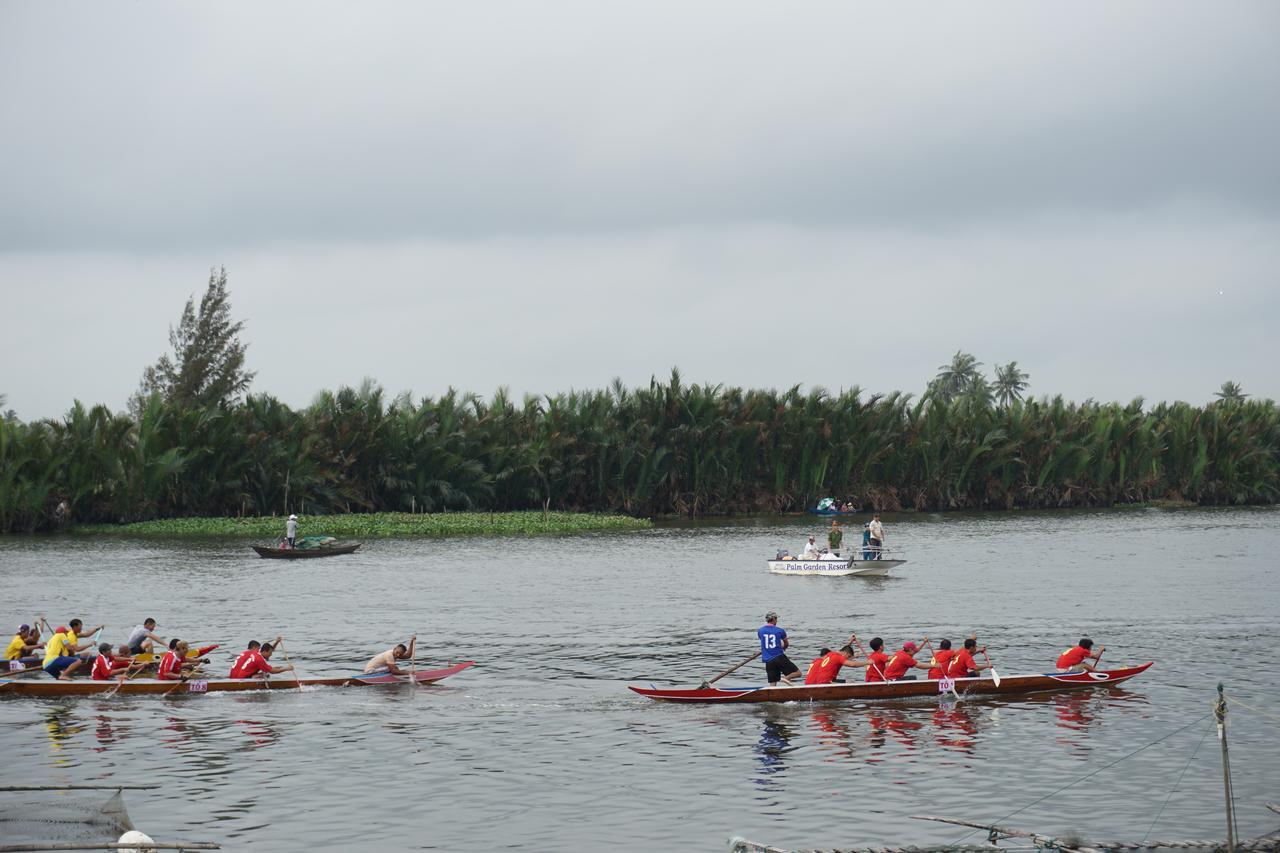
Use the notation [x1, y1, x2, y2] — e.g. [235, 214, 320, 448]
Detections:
[363, 635, 418, 676]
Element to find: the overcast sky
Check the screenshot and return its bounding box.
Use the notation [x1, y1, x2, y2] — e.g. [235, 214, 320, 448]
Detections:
[3, 2, 1278, 420]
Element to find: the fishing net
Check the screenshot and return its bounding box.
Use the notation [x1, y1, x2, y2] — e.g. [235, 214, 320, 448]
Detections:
[295, 536, 337, 549]
[0, 788, 135, 845]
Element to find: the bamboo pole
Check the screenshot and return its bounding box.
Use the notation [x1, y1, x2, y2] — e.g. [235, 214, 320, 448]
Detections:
[1216, 682, 1237, 852]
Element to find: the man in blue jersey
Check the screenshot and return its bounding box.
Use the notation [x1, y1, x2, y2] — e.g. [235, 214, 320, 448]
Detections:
[758, 611, 800, 686]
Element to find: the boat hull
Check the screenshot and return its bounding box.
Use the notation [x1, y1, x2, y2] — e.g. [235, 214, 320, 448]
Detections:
[0, 661, 474, 697]
[252, 543, 361, 559]
[767, 558, 906, 576]
[629, 663, 1153, 703]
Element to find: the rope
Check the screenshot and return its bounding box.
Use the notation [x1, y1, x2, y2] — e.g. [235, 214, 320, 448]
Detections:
[1229, 696, 1280, 726]
[1142, 717, 1214, 842]
[945, 712, 1213, 849]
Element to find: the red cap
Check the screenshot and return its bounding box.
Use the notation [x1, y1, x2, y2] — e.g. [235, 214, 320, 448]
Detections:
[903, 642, 918, 653]
[55, 626, 69, 634]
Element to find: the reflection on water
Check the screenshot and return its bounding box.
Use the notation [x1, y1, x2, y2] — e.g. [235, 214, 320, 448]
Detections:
[1, 507, 1279, 851]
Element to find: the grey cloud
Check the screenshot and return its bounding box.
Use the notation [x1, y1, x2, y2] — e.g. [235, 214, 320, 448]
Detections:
[2, 2, 1278, 250]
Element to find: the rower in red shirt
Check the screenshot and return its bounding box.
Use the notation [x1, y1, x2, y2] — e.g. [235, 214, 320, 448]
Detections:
[1056, 638, 1105, 672]
[230, 639, 293, 679]
[928, 639, 955, 679]
[90, 642, 133, 680]
[861, 636, 891, 683]
[883, 639, 931, 681]
[157, 639, 197, 680]
[804, 639, 866, 685]
[945, 636, 992, 679]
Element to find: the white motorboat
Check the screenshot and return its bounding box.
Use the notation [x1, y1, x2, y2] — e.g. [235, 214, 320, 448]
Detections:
[766, 548, 906, 577]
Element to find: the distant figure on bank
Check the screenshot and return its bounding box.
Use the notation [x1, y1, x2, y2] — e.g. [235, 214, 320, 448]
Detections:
[364, 635, 418, 676]
[828, 520, 843, 552]
[286, 514, 298, 548]
[1057, 638, 1105, 673]
[868, 513, 885, 558]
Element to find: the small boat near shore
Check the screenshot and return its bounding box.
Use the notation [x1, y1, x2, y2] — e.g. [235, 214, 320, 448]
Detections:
[0, 661, 474, 697]
[629, 662, 1153, 703]
[252, 538, 361, 559]
[768, 549, 906, 576]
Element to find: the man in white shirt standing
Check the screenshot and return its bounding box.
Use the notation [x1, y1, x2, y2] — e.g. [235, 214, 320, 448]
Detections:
[868, 514, 885, 559]
[286, 514, 298, 548]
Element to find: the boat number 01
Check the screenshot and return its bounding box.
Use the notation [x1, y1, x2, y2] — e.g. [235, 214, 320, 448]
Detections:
[938, 678, 956, 694]
[188, 680, 209, 693]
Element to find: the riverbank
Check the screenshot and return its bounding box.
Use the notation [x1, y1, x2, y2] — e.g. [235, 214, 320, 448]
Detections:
[73, 511, 651, 538]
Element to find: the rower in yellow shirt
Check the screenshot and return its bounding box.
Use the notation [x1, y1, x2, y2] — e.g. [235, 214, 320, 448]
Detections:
[5, 624, 44, 667]
[42, 626, 86, 679]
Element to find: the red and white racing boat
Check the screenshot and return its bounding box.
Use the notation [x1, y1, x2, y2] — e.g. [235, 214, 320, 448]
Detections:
[0, 661, 475, 697]
[629, 662, 1153, 703]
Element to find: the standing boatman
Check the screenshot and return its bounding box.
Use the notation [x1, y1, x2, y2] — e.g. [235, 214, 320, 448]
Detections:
[868, 513, 885, 558]
[827, 520, 843, 553]
[757, 612, 800, 686]
[286, 514, 298, 548]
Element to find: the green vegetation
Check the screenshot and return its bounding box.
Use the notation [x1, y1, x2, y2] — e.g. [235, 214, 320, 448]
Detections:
[75, 511, 650, 538]
[3, 368, 1277, 533]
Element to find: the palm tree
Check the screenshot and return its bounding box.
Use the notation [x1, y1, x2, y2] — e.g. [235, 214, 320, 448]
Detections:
[930, 351, 984, 405]
[1215, 381, 1248, 403]
[993, 362, 1030, 408]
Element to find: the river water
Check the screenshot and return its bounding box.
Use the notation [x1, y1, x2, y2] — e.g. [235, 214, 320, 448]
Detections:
[1, 507, 1278, 851]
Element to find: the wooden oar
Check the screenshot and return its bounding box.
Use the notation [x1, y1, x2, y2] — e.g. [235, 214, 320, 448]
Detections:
[103, 661, 151, 698]
[698, 650, 761, 690]
[162, 664, 204, 696]
[275, 639, 303, 689]
[980, 646, 1001, 687]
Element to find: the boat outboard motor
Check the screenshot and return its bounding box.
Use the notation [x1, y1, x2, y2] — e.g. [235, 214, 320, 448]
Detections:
[775, 549, 789, 560]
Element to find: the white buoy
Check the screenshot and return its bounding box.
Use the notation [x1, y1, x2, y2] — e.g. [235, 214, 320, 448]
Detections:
[117, 829, 156, 852]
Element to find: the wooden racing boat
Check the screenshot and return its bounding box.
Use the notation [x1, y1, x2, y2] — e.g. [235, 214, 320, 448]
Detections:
[629, 662, 1153, 703]
[252, 542, 361, 559]
[0, 661, 474, 697]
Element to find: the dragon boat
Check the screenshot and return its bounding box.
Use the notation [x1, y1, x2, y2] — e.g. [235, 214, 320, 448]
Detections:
[0, 661, 474, 697]
[629, 662, 1153, 703]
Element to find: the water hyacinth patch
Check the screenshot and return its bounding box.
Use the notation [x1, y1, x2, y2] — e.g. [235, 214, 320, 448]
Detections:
[74, 511, 651, 538]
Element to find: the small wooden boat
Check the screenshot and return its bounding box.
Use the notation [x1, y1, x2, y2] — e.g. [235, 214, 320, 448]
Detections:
[629, 662, 1153, 704]
[252, 541, 361, 559]
[768, 549, 906, 576]
[0, 661, 474, 697]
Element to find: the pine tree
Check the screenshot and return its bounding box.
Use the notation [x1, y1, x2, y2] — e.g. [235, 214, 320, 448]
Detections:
[133, 267, 255, 413]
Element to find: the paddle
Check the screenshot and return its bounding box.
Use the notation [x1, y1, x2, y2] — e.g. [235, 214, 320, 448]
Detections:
[698, 650, 761, 690]
[163, 664, 204, 696]
[103, 661, 149, 698]
[408, 634, 418, 686]
[980, 645, 1001, 687]
[0, 662, 48, 681]
[275, 638, 303, 689]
